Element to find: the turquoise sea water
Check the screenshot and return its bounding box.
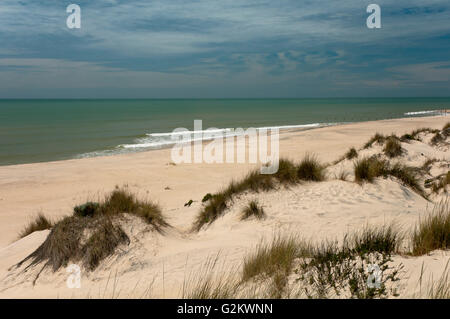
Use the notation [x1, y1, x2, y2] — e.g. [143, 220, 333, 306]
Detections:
[0, 98, 449, 166]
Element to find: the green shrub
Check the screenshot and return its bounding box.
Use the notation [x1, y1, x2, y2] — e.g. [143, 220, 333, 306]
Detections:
[16, 188, 165, 275]
[74, 202, 99, 217]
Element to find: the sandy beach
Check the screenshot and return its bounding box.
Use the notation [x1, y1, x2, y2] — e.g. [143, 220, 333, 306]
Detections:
[0, 115, 448, 298]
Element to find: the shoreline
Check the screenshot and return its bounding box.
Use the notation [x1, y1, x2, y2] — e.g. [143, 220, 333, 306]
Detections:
[0, 114, 447, 248]
[0, 114, 448, 298]
[1, 113, 448, 169]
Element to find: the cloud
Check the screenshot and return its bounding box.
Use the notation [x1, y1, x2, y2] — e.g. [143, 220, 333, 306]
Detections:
[0, 0, 449, 97]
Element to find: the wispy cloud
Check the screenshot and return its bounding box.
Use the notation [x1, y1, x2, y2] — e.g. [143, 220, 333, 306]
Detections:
[0, 0, 449, 97]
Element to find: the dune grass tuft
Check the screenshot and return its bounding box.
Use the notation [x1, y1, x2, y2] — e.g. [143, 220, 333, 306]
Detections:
[241, 200, 265, 220]
[16, 188, 166, 276]
[345, 147, 358, 160]
[443, 122, 450, 137]
[299, 234, 403, 299]
[402, 127, 443, 142]
[241, 235, 310, 283]
[388, 163, 425, 197]
[351, 224, 402, 255]
[18, 214, 54, 239]
[427, 261, 450, 299]
[383, 136, 403, 158]
[182, 254, 239, 299]
[412, 201, 450, 256]
[363, 133, 386, 149]
[296, 154, 325, 181]
[431, 171, 450, 194]
[431, 132, 445, 145]
[193, 156, 325, 231]
[354, 157, 388, 183]
[82, 218, 130, 271]
[354, 157, 425, 197]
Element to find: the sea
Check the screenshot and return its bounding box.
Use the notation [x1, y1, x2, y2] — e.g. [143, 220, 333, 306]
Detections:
[0, 98, 449, 166]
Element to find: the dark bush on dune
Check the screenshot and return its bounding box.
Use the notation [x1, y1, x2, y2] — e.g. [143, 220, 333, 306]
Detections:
[16, 188, 166, 277]
[82, 218, 130, 271]
[74, 202, 99, 217]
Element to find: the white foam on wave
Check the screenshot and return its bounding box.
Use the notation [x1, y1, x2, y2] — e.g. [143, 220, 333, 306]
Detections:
[76, 122, 339, 158]
[404, 110, 443, 116]
[120, 122, 335, 149]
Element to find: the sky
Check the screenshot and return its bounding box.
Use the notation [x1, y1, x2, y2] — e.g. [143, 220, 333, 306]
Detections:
[0, 0, 449, 98]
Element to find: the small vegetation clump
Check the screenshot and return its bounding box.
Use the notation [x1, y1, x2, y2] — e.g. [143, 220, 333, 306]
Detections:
[202, 193, 213, 202]
[241, 236, 303, 282]
[241, 200, 266, 220]
[345, 147, 358, 160]
[443, 122, 450, 137]
[431, 172, 450, 194]
[351, 225, 402, 255]
[16, 188, 166, 276]
[412, 201, 450, 256]
[18, 214, 54, 239]
[400, 133, 415, 142]
[240, 226, 403, 299]
[401, 128, 439, 142]
[193, 156, 325, 231]
[354, 157, 388, 183]
[74, 202, 100, 217]
[296, 154, 326, 182]
[431, 132, 445, 145]
[184, 199, 194, 207]
[297, 239, 402, 299]
[383, 136, 403, 158]
[421, 158, 438, 172]
[81, 218, 130, 271]
[182, 255, 239, 299]
[336, 170, 349, 181]
[353, 157, 425, 197]
[363, 133, 386, 149]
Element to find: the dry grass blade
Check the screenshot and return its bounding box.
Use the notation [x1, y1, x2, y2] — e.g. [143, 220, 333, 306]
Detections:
[412, 200, 450, 256]
[18, 214, 53, 239]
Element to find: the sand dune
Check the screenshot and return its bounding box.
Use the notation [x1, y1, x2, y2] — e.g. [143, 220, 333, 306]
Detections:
[0, 115, 448, 298]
